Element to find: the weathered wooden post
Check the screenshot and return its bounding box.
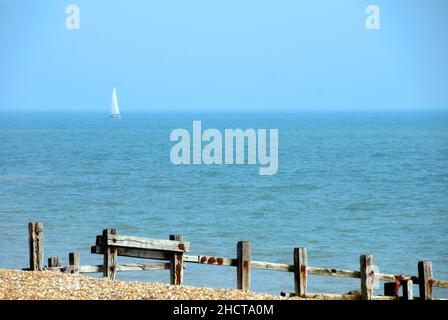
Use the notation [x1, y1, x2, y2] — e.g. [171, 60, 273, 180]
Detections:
[293, 248, 307, 297]
[418, 261, 433, 300]
[28, 222, 44, 271]
[384, 282, 398, 297]
[169, 234, 184, 286]
[402, 280, 414, 300]
[48, 257, 61, 268]
[237, 241, 251, 291]
[360, 254, 375, 300]
[103, 228, 117, 279]
[68, 252, 80, 275]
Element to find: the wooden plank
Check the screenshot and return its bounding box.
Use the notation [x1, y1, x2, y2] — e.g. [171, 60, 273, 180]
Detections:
[376, 273, 417, 282]
[28, 222, 44, 271]
[169, 234, 184, 286]
[79, 263, 170, 273]
[418, 261, 433, 300]
[294, 248, 307, 297]
[237, 241, 251, 291]
[308, 267, 360, 278]
[251, 261, 291, 271]
[117, 247, 171, 260]
[92, 245, 171, 261]
[117, 263, 170, 271]
[183, 255, 200, 263]
[106, 235, 190, 252]
[103, 229, 117, 279]
[402, 279, 414, 300]
[360, 254, 375, 300]
[307, 267, 416, 283]
[68, 252, 80, 275]
[79, 265, 102, 273]
[48, 257, 61, 268]
[432, 279, 448, 288]
[184, 255, 237, 266]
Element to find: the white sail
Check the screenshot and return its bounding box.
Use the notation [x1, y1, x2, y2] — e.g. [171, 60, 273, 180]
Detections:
[110, 86, 121, 118]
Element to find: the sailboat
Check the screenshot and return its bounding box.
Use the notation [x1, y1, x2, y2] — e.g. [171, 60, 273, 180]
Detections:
[110, 86, 121, 119]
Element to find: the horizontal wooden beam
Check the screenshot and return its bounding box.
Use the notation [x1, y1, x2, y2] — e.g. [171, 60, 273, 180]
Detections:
[433, 279, 448, 288]
[184, 257, 291, 271]
[184, 255, 237, 266]
[308, 267, 360, 278]
[252, 260, 293, 272]
[308, 267, 417, 283]
[376, 273, 418, 282]
[92, 245, 172, 260]
[45, 263, 170, 273]
[106, 235, 190, 252]
[117, 263, 170, 272]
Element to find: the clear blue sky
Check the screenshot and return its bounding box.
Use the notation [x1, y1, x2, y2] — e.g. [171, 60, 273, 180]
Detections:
[0, 0, 447, 112]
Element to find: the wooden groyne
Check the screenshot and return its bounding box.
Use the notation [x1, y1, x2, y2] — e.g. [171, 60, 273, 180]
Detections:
[26, 222, 448, 300]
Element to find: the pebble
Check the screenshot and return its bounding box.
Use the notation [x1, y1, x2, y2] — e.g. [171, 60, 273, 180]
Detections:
[0, 269, 279, 300]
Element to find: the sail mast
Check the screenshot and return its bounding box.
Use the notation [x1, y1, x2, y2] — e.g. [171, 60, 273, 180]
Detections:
[111, 86, 121, 118]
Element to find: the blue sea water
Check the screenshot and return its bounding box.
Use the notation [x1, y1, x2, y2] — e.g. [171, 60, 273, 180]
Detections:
[0, 112, 447, 297]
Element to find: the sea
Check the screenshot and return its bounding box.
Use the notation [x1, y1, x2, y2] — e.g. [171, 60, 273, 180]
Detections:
[0, 111, 447, 298]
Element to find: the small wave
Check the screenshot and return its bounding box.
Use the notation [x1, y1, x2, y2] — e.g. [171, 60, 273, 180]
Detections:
[343, 202, 386, 212]
[370, 152, 388, 158]
[0, 174, 48, 182]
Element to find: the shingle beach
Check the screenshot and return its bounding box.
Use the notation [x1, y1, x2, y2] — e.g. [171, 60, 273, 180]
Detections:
[0, 269, 279, 300]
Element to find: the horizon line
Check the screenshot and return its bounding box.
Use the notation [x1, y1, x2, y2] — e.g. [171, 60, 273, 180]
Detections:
[1, 109, 448, 114]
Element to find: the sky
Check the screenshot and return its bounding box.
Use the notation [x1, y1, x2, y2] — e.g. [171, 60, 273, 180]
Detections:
[0, 0, 447, 112]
